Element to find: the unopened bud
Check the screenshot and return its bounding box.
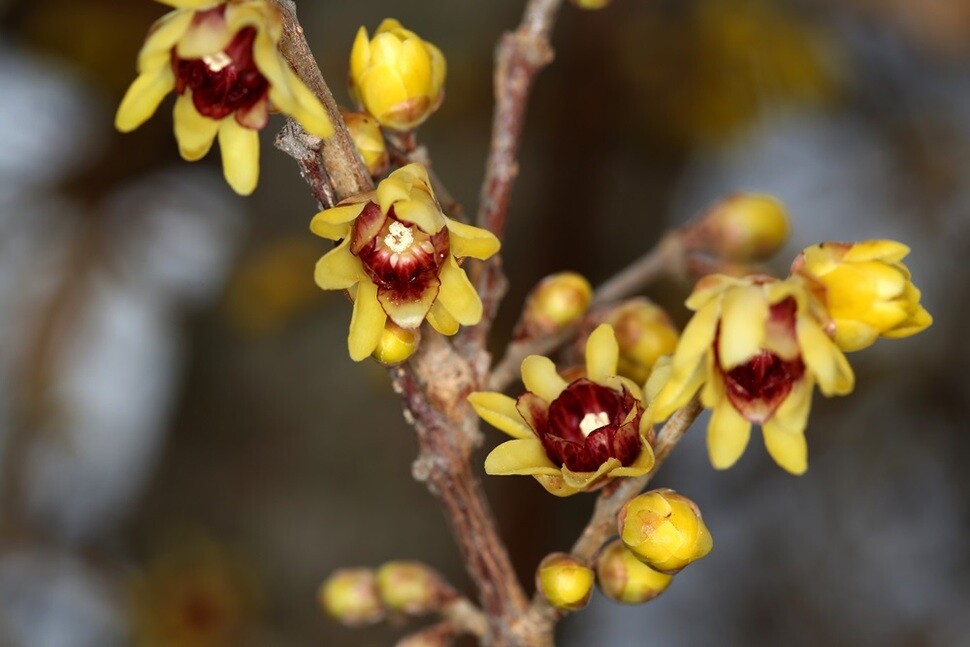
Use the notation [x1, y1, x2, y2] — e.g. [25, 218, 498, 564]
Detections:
[618, 489, 713, 573]
[599, 299, 679, 384]
[570, 0, 612, 8]
[685, 193, 790, 262]
[596, 539, 672, 604]
[376, 561, 444, 615]
[535, 552, 594, 611]
[319, 568, 385, 626]
[517, 272, 593, 339]
[372, 322, 419, 365]
[342, 110, 390, 177]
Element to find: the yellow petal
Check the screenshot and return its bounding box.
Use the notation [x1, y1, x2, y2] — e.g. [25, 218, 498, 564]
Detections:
[280, 66, 333, 138]
[446, 219, 501, 260]
[217, 118, 260, 195]
[707, 401, 751, 469]
[771, 377, 813, 437]
[884, 305, 932, 339]
[138, 9, 194, 73]
[684, 274, 744, 311]
[115, 68, 175, 132]
[360, 64, 409, 119]
[426, 301, 460, 335]
[842, 239, 910, 263]
[375, 176, 410, 213]
[396, 37, 433, 97]
[533, 474, 582, 497]
[648, 359, 706, 422]
[172, 93, 219, 160]
[762, 419, 808, 475]
[348, 280, 386, 361]
[561, 458, 621, 488]
[393, 194, 445, 233]
[717, 285, 768, 370]
[610, 440, 656, 477]
[796, 316, 854, 396]
[671, 300, 719, 376]
[349, 26, 371, 83]
[314, 239, 364, 290]
[585, 324, 620, 385]
[832, 319, 879, 352]
[310, 203, 367, 241]
[644, 356, 672, 404]
[155, 0, 220, 8]
[521, 355, 568, 403]
[484, 439, 560, 476]
[436, 257, 482, 326]
[175, 8, 233, 58]
[468, 392, 533, 439]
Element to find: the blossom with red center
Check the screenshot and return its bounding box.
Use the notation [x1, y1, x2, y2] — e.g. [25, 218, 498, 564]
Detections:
[311, 164, 500, 361]
[469, 325, 656, 496]
[647, 274, 854, 475]
[116, 0, 333, 195]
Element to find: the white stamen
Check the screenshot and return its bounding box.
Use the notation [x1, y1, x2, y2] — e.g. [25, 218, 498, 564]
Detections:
[203, 52, 233, 73]
[384, 221, 414, 254]
[579, 411, 610, 437]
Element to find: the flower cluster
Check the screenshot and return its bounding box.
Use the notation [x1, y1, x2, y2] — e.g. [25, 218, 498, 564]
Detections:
[312, 163, 499, 361]
[649, 240, 930, 474]
[116, 0, 332, 195]
[470, 324, 655, 496]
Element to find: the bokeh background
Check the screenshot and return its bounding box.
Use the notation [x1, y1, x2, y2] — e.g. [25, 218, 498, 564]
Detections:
[0, 0, 967, 645]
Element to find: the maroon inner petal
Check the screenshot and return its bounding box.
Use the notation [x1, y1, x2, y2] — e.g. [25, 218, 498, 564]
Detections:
[547, 379, 625, 444]
[515, 392, 549, 436]
[174, 24, 270, 121]
[722, 350, 806, 423]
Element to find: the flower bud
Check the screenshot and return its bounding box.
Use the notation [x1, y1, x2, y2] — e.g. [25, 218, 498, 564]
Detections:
[341, 110, 389, 177]
[535, 553, 595, 611]
[375, 561, 444, 615]
[618, 489, 713, 573]
[791, 240, 931, 352]
[516, 272, 593, 339]
[596, 539, 672, 604]
[598, 299, 679, 384]
[570, 0, 613, 8]
[685, 194, 790, 262]
[350, 19, 446, 131]
[372, 322, 419, 366]
[319, 568, 385, 626]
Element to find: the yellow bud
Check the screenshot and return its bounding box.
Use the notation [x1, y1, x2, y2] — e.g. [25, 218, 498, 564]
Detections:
[517, 272, 593, 338]
[375, 561, 443, 615]
[535, 553, 595, 611]
[791, 240, 932, 351]
[349, 19, 447, 131]
[319, 568, 385, 626]
[570, 0, 613, 8]
[596, 539, 673, 604]
[686, 194, 790, 262]
[602, 298, 680, 384]
[618, 489, 713, 573]
[341, 110, 389, 177]
[372, 322, 419, 366]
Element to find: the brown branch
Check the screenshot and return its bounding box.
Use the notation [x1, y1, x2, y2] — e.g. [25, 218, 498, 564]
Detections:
[488, 232, 685, 391]
[463, 0, 564, 354]
[271, 0, 372, 203]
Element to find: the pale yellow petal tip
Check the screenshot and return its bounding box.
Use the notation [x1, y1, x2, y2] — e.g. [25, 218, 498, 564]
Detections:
[585, 324, 620, 384]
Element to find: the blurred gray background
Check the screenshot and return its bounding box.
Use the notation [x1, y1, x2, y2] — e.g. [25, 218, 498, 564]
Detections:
[0, 0, 966, 645]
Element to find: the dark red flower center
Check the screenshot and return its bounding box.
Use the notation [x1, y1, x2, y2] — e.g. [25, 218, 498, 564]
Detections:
[717, 298, 805, 423]
[173, 9, 269, 121]
[517, 379, 644, 473]
[352, 202, 448, 299]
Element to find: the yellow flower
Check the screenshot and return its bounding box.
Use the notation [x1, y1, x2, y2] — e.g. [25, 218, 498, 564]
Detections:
[469, 325, 656, 497]
[618, 489, 713, 573]
[595, 539, 673, 605]
[375, 561, 445, 615]
[311, 163, 499, 361]
[792, 240, 932, 352]
[570, 0, 613, 9]
[535, 553, 595, 612]
[341, 109, 390, 177]
[597, 298, 680, 384]
[516, 272, 593, 339]
[648, 274, 854, 475]
[116, 0, 333, 195]
[349, 18, 446, 131]
[683, 193, 791, 262]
